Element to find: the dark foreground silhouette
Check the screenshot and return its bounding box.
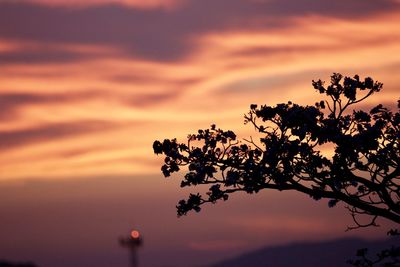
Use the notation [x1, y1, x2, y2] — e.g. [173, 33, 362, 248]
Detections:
[153, 73, 399, 228]
[154, 73, 399, 266]
[206, 237, 399, 267]
[0, 261, 38, 267]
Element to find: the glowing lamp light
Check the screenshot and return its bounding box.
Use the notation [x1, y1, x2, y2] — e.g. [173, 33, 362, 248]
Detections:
[131, 230, 140, 239]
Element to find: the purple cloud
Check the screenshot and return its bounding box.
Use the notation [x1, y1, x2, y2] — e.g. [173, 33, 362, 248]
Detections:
[0, 120, 116, 151]
[0, 0, 398, 62]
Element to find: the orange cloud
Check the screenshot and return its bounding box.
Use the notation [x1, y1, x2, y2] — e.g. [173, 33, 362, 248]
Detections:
[0, 8, 399, 182]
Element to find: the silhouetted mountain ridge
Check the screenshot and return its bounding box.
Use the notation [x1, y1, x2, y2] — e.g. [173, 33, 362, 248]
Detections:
[206, 237, 398, 267]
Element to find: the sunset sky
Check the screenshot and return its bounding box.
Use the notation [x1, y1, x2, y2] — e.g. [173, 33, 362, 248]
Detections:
[0, 0, 399, 266]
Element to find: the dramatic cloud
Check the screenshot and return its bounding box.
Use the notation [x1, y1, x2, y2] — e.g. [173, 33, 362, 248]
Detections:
[0, 42, 120, 64]
[0, 0, 399, 182]
[0, 0, 399, 61]
[1, 3, 399, 266]
[0, 120, 115, 151]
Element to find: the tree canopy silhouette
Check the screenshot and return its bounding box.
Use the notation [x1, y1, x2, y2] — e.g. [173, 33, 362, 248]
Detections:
[153, 73, 399, 229]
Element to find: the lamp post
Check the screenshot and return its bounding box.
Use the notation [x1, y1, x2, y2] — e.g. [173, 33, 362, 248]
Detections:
[120, 230, 143, 267]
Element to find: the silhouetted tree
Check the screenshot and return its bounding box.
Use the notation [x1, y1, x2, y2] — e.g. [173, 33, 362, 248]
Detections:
[154, 73, 399, 227]
[347, 230, 400, 267]
[348, 244, 400, 267]
[154, 73, 399, 266]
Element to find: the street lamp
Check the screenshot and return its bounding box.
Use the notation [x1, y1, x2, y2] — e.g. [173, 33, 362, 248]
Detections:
[120, 230, 143, 267]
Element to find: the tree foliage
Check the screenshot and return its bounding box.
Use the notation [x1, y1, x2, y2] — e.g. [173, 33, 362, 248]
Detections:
[153, 73, 400, 229]
[348, 230, 400, 267]
[348, 245, 400, 267]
